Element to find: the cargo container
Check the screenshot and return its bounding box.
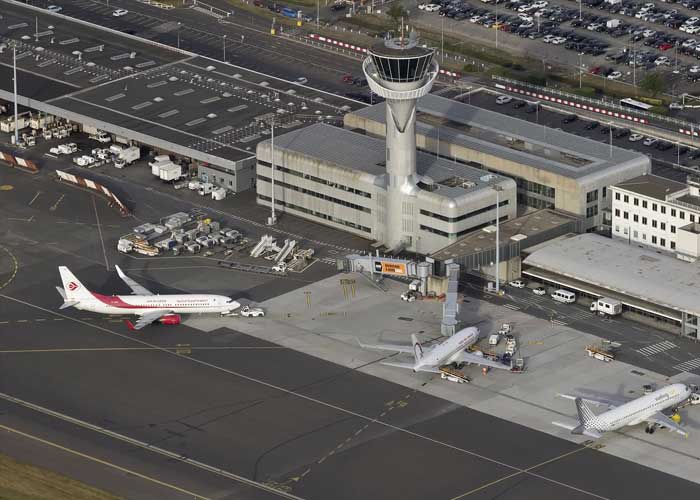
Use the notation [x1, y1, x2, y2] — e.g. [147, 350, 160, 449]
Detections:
[159, 163, 182, 181]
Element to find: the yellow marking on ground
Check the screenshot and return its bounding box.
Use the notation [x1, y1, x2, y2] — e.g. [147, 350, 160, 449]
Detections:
[0, 423, 211, 500]
[0, 184, 14, 190]
[0, 244, 19, 292]
[449, 445, 597, 500]
[49, 193, 65, 212]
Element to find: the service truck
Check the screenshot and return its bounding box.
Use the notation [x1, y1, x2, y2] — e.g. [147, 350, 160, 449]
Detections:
[90, 130, 112, 143]
[114, 146, 140, 168]
[198, 182, 214, 196]
[590, 297, 622, 316]
[159, 163, 182, 181]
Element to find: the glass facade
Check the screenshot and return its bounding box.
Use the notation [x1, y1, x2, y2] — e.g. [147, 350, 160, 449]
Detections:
[370, 53, 433, 83]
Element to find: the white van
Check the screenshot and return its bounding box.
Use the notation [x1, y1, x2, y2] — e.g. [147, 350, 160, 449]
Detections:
[551, 289, 576, 304]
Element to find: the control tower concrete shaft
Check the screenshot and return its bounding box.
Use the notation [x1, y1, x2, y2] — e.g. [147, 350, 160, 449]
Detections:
[363, 34, 438, 251]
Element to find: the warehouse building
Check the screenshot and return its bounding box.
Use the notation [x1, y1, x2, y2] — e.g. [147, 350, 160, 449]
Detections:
[345, 93, 651, 229]
[611, 174, 700, 262]
[255, 123, 516, 254]
[523, 233, 700, 339]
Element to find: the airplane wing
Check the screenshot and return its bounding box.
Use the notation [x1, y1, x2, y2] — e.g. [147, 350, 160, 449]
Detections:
[454, 351, 513, 371]
[557, 393, 626, 410]
[115, 265, 153, 295]
[647, 412, 689, 437]
[127, 310, 172, 330]
[551, 420, 603, 439]
[357, 338, 414, 354]
[379, 361, 442, 374]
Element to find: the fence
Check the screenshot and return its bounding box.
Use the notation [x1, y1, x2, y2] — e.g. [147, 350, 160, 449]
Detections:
[56, 170, 130, 217]
[492, 75, 700, 132]
[0, 150, 39, 173]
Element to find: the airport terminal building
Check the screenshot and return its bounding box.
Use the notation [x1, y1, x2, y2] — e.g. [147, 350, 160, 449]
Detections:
[345, 93, 651, 229]
[256, 123, 516, 254]
[523, 233, 700, 339]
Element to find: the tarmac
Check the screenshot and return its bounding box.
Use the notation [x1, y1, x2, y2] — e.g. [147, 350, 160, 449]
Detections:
[2, 155, 698, 499]
[191, 273, 700, 497]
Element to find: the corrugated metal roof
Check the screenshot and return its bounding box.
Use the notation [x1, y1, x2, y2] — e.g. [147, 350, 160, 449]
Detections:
[523, 233, 700, 316]
[265, 123, 510, 197]
[349, 94, 648, 180]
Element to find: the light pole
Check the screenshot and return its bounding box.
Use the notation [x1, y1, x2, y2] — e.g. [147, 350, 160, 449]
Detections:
[222, 34, 227, 61]
[579, 51, 583, 89]
[579, 0, 582, 21]
[493, 185, 503, 295]
[316, 0, 319, 28]
[177, 22, 181, 49]
[677, 141, 681, 167]
[441, 16, 444, 63]
[609, 121, 613, 158]
[268, 120, 277, 225]
[13, 44, 19, 147]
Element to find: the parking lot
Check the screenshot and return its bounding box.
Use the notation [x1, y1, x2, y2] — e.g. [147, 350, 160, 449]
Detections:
[449, 88, 700, 174]
[412, 0, 700, 96]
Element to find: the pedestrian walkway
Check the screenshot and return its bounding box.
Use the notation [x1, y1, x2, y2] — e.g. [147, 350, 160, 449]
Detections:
[637, 340, 678, 357]
[674, 358, 700, 373]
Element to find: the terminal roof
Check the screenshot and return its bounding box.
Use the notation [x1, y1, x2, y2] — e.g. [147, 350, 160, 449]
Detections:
[523, 233, 700, 316]
[265, 123, 511, 198]
[348, 94, 649, 180]
[613, 174, 687, 201]
[431, 209, 581, 260]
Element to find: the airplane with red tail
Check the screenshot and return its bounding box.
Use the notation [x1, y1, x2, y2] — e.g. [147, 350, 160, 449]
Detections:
[56, 265, 240, 330]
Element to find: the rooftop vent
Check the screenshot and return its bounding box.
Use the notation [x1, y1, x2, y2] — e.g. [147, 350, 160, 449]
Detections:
[480, 174, 497, 182]
[439, 176, 476, 189]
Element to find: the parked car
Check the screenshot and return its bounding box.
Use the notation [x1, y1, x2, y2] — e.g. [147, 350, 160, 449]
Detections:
[112, 8, 128, 16]
[585, 120, 600, 130]
[47, 4, 62, 12]
[509, 280, 526, 288]
[496, 95, 513, 105]
[629, 133, 644, 142]
[533, 286, 546, 296]
[643, 137, 659, 147]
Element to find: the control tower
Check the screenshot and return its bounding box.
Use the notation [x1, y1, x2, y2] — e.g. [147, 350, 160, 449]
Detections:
[363, 32, 438, 251]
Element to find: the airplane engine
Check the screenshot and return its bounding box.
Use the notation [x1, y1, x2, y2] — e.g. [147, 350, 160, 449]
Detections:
[645, 423, 658, 434]
[158, 314, 181, 326]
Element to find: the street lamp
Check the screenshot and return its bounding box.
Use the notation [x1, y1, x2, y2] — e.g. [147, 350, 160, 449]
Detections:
[177, 22, 181, 49]
[268, 120, 277, 225]
[222, 34, 227, 61]
[579, 51, 583, 89]
[13, 44, 19, 147]
[493, 185, 503, 295]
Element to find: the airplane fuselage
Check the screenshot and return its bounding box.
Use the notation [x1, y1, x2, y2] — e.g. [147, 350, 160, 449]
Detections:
[73, 292, 237, 316]
[589, 383, 691, 433]
[414, 327, 479, 371]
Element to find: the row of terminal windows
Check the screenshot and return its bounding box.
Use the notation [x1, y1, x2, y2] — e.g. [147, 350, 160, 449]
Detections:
[421, 215, 508, 239]
[517, 179, 555, 200]
[615, 209, 690, 231]
[518, 193, 554, 210]
[257, 160, 372, 199]
[615, 226, 676, 249]
[257, 175, 371, 214]
[257, 194, 371, 233]
[419, 200, 509, 224]
[615, 192, 694, 220]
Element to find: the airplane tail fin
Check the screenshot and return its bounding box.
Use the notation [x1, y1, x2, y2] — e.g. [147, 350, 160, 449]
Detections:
[58, 266, 93, 301]
[411, 334, 423, 362]
[575, 397, 597, 427]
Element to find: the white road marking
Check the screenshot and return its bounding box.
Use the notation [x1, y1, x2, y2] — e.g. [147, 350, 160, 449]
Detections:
[637, 341, 677, 357]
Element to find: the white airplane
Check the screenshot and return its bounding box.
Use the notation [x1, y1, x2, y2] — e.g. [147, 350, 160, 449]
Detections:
[553, 383, 700, 439]
[56, 265, 240, 330]
[358, 326, 512, 374]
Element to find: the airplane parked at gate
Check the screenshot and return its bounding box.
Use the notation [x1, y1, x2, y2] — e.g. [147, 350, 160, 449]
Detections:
[552, 383, 700, 439]
[358, 326, 512, 373]
[56, 265, 240, 330]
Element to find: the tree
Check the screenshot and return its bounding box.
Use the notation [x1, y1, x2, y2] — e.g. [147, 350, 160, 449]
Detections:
[639, 73, 665, 97]
[386, 1, 408, 30]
